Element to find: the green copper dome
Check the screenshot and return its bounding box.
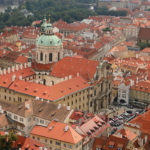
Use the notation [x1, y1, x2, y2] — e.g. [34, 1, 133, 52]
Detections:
[36, 34, 62, 46]
[37, 18, 62, 47]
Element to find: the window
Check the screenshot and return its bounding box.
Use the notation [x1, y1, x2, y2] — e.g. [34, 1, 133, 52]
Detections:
[49, 53, 52, 62]
[40, 120, 44, 124]
[64, 143, 66, 147]
[20, 118, 24, 122]
[50, 140, 52, 144]
[55, 141, 60, 145]
[9, 97, 11, 101]
[40, 52, 43, 61]
[32, 136, 35, 139]
[68, 145, 72, 149]
[45, 139, 47, 143]
[18, 97, 22, 102]
[14, 115, 18, 120]
[8, 113, 11, 117]
[37, 137, 40, 141]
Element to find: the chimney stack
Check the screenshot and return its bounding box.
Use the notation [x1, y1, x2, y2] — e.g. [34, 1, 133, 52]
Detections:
[3, 69, 6, 75]
[7, 67, 10, 74]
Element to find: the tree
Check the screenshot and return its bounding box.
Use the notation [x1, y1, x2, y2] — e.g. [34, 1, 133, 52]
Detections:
[0, 132, 17, 150]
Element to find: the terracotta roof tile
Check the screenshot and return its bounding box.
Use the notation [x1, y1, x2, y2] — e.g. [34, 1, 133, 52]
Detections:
[9, 76, 90, 101]
[31, 120, 83, 144]
[51, 56, 99, 81]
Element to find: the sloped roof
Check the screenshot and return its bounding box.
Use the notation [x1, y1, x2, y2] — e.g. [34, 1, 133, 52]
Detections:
[30, 120, 83, 144]
[138, 28, 150, 40]
[9, 76, 90, 101]
[51, 56, 99, 81]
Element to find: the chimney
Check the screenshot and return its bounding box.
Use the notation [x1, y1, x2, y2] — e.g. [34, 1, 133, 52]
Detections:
[3, 69, 6, 75]
[12, 66, 15, 72]
[3, 50, 6, 54]
[64, 125, 69, 132]
[7, 67, 10, 74]
[77, 72, 80, 77]
[20, 64, 23, 70]
[50, 81, 52, 86]
[65, 76, 68, 80]
[24, 63, 27, 68]
[12, 74, 16, 82]
[144, 135, 148, 144]
[0, 69, 2, 75]
[16, 65, 19, 71]
[19, 76, 22, 80]
[69, 75, 72, 79]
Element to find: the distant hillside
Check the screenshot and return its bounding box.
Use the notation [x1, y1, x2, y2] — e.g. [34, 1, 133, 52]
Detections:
[0, 0, 24, 5]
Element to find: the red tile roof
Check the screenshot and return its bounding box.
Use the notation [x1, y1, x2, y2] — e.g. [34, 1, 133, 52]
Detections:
[51, 56, 99, 81]
[131, 80, 150, 93]
[12, 135, 46, 150]
[0, 67, 35, 88]
[15, 56, 28, 64]
[129, 110, 150, 134]
[32, 61, 54, 71]
[30, 120, 83, 144]
[9, 76, 90, 101]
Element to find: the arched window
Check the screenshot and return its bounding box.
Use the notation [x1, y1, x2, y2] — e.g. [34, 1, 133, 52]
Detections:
[49, 53, 52, 62]
[40, 52, 43, 61]
[58, 52, 60, 61]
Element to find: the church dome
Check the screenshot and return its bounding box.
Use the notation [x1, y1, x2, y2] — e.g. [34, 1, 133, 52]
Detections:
[37, 18, 62, 47]
[36, 34, 62, 47]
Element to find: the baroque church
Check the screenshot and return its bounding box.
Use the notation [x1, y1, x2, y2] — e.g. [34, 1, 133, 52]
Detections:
[0, 18, 113, 112]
